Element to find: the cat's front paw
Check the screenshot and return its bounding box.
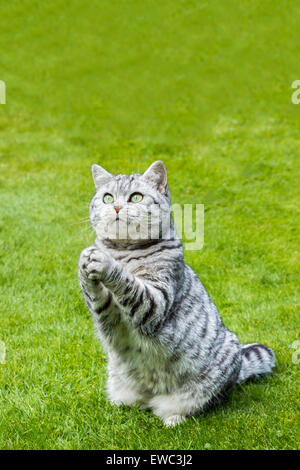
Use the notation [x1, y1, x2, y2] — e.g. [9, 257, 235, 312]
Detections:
[87, 250, 113, 281]
[79, 246, 113, 281]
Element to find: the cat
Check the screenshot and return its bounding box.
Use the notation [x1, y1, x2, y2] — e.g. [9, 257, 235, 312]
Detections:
[78, 160, 275, 427]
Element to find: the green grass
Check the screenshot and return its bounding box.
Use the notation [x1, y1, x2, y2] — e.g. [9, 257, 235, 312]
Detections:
[0, 0, 299, 450]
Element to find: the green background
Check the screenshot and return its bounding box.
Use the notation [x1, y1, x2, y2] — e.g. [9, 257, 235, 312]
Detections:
[0, 0, 299, 449]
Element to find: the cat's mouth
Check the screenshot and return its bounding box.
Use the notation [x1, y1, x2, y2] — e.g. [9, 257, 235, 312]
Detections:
[112, 214, 137, 225]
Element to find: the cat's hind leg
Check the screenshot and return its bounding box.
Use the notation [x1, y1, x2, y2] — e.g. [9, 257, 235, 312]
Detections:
[147, 388, 209, 427]
[163, 415, 187, 427]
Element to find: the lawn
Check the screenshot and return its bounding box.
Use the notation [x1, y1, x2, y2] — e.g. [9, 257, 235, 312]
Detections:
[0, 0, 299, 450]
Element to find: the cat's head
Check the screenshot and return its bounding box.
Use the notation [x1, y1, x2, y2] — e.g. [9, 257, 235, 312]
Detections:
[89, 161, 172, 245]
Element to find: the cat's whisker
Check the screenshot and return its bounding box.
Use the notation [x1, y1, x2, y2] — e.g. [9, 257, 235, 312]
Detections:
[69, 219, 91, 226]
[79, 223, 94, 233]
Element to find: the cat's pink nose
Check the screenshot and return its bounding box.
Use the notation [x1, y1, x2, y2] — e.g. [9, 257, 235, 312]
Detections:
[114, 206, 121, 213]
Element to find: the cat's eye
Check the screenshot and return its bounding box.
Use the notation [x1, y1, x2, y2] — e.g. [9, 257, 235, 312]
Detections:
[129, 192, 143, 203]
[103, 193, 114, 204]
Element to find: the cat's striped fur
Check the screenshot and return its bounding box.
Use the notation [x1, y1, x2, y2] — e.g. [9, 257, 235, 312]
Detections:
[78, 161, 275, 426]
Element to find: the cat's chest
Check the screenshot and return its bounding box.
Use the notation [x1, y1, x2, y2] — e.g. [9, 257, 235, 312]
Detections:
[111, 320, 159, 360]
[110, 246, 160, 272]
[109, 321, 175, 393]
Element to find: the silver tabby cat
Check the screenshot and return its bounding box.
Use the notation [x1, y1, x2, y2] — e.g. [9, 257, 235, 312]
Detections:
[78, 160, 275, 427]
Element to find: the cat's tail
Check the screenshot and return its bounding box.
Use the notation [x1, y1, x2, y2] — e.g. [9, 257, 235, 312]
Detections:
[237, 342, 275, 384]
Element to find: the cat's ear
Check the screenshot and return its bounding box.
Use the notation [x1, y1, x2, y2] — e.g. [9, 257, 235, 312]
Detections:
[92, 164, 112, 189]
[143, 160, 168, 193]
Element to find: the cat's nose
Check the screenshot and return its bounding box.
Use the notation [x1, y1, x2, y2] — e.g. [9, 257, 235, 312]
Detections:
[114, 205, 122, 213]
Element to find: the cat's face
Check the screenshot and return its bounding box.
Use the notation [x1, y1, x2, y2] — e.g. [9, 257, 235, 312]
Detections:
[89, 161, 171, 244]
